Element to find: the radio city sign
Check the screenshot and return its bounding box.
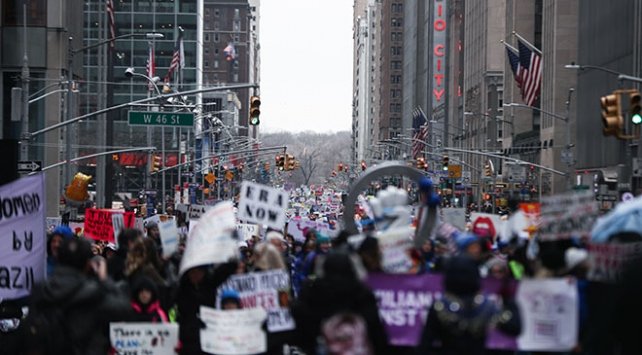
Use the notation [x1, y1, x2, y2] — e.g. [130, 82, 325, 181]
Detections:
[432, 0, 447, 104]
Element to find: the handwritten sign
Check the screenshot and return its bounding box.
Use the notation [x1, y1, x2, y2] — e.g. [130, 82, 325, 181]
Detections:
[286, 217, 337, 242]
[236, 223, 259, 241]
[516, 278, 578, 351]
[84, 209, 135, 242]
[188, 204, 211, 221]
[539, 191, 599, 241]
[238, 182, 289, 230]
[110, 322, 179, 355]
[179, 201, 238, 276]
[200, 306, 267, 355]
[0, 174, 46, 300]
[377, 227, 414, 273]
[217, 270, 295, 332]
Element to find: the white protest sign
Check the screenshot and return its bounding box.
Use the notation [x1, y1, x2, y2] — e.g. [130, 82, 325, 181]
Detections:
[440, 208, 466, 230]
[377, 227, 414, 273]
[158, 219, 180, 258]
[0, 174, 46, 300]
[188, 204, 211, 221]
[45, 217, 62, 231]
[218, 269, 295, 332]
[539, 190, 599, 241]
[286, 217, 338, 242]
[110, 322, 179, 355]
[200, 306, 267, 355]
[238, 181, 289, 230]
[236, 223, 260, 241]
[144, 214, 161, 228]
[587, 242, 642, 282]
[134, 217, 145, 233]
[179, 201, 238, 276]
[112, 213, 125, 244]
[517, 278, 578, 351]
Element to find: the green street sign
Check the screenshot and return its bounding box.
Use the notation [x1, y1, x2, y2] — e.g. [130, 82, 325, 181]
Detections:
[128, 111, 194, 127]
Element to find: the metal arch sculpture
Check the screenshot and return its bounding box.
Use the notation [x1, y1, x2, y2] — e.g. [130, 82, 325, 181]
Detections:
[342, 161, 440, 248]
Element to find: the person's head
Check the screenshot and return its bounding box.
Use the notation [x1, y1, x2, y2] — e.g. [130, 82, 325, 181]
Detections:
[103, 243, 117, 259]
[316, 233, 331, 253]
[456, 233, 482, 260]
[253, 242, 286, 271]
[145, 221, 160, 241]
[266, 231, 287, 253]
[117, 228, 143, 252]
[444, 255, 481, 297]
[486, 257, 509, 280]
[58, 237, 94, 272]
[323, 252, 357, 281]
[358, 236, 382, 272]
[48, 226, 74, 259]
[186, 266, 206, 286]
[132, 276, 158, 307]
[433, 236, 450, 255]
[220, 289, 242, 310]
[421, 240, 433, 254]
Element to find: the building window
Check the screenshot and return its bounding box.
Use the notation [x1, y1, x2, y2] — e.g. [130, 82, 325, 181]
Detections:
[214, 60, 219, 68]
[214, 33, 219, 42]
[204, 61, 209, 68]
[214, 21, 219, 30]
[204, 33, 210, 42]
[215, 9, 220, 17]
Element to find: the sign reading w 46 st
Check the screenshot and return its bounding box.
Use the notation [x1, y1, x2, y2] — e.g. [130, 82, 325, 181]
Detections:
[128, 111, 194, 127]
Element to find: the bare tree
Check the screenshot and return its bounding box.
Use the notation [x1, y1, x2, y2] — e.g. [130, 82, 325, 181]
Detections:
[298, 147, 320, 185]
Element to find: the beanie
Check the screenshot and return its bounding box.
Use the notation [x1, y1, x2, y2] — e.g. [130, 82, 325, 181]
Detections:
[52, 225, 74, 240]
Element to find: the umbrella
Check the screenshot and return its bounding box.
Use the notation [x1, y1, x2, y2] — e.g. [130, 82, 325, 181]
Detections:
[591, 194, 642, 243]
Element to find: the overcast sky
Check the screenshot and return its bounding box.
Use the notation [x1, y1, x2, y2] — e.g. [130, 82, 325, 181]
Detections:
[259, 0, 353, 134]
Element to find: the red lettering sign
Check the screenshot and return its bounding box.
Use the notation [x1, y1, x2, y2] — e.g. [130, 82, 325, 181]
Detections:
[84, 208, 135, 242]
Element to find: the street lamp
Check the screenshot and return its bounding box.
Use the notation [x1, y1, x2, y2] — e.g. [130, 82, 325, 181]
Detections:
[125, 67, 163, 97]
[564, 63, 623, 77]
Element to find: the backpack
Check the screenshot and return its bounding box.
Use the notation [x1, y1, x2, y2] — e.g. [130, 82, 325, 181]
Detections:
[22, 305, 71, 355]
[319, 312, 373, 355]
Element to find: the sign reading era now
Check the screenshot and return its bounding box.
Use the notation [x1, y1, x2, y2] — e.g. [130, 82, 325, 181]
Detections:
[238, 181, 289, 230]
[84, 208, 135, 242]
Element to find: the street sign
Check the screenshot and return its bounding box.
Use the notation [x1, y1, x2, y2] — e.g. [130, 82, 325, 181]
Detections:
[507, 165, 526, 182]
[462, 171, 471, 183]
[17, 160, 42, 173]
[128, 111, 194, 127]
[205, 172, 215, 185]
[447, 165, 462, 178]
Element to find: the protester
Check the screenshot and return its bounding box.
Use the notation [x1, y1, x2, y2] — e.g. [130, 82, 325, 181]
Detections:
[254, 242, 287, 271]
[108, 228, 143, 282]
[219, 289, 242, 310]
[291, 252, 389, 355]
[129, 276, 168, 323]
[46, 225, 74, 276]
[23, 237, 130, 355]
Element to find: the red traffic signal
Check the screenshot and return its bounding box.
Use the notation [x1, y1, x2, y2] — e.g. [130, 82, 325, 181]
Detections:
[249, 96, 261, 125]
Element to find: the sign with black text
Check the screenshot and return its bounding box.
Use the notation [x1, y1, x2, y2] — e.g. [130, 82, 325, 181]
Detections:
[237, 182, 289, 230]
[0, 174, 45, 300]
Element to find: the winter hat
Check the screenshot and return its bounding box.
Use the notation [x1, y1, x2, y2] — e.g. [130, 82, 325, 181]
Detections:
[444, 255, 481, 297]
[565, 247, 588, 271]
[58, 238, 93, 270]
[316, 233, 331, 245]
[52, 225, 74, 240]
[220, 288, 242, 308]
[455, 233, 479, 252]
[266, 231, 286, 244]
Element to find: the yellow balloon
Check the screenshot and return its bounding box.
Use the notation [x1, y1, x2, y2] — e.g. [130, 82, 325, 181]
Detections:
[66, 173, 92, 203]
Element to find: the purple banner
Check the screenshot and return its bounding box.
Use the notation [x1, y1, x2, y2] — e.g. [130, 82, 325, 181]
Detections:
[366, 273, 517, 349]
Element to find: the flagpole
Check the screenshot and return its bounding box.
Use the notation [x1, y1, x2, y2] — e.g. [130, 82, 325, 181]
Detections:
[500, 40, 518, 53]
[512, 31, 542, 55]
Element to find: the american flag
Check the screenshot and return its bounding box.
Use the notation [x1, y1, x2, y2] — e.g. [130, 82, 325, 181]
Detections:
[165, 29, 184, 83]
[106, 0, 116, 48]
[146, 45, 155, 91]
[517, 40, 541, 106]
[412, 107, 428, 159]
[506, 47, 522, 89]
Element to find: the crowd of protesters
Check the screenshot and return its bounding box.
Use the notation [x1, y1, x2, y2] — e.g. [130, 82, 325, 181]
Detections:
[1, 195, 642, 355]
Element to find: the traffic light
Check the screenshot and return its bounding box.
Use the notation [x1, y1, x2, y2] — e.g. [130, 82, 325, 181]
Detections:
[630, 91, 642, 125]
[249, 95, 261, 125]
[416, 157, 427, 170]
[442, 156, 449, 171]
[484, 163, 492, 177]
[360, 160, 367, 171]
[275, 154, 285, 171]
[337, 163, 344, 172]
[600, 93, 622, 136]
[151, 154, 162, 172]
[286, 154, 296, 171]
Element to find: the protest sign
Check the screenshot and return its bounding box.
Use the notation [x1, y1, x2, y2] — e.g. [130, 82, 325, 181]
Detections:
[366, 273, 517, 349]
[84, 209, 135, 242]
[179, 201, 238, 276]
[188, 204, 210, 221]
[158, 219, 180, 258]
[377, 227, 414, 273]
[516, 278, 578, 351]
[200, 306, 267, 355]
[236, 223, 260, 241]
[440, 208, 466, 230]
[45, 217, 62, 231]
[110, 322, 179, 355]
[286, 217, 337, 242]
[217, 269, 295, 332]
[238, 181, 289, 230]
[539, 190, 599, 241]
[112, 213, 125, 244]
[587, 242, 642, 282]
[470, 212, 503, 240]
[0, 174, 46, 300]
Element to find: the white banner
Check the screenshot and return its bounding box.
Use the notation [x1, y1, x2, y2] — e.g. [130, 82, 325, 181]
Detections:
[158, 219, 180, 258]
[0, 174, 46, 300]
[218, 269, 295, 332]
[200, 306, 267, 355]
[110, 322, 179, 355]
[539, 190, 599, 241]
[517, 278, 578, 351]
[237, 181, 289, 230]
[179, 201, 238, 276]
